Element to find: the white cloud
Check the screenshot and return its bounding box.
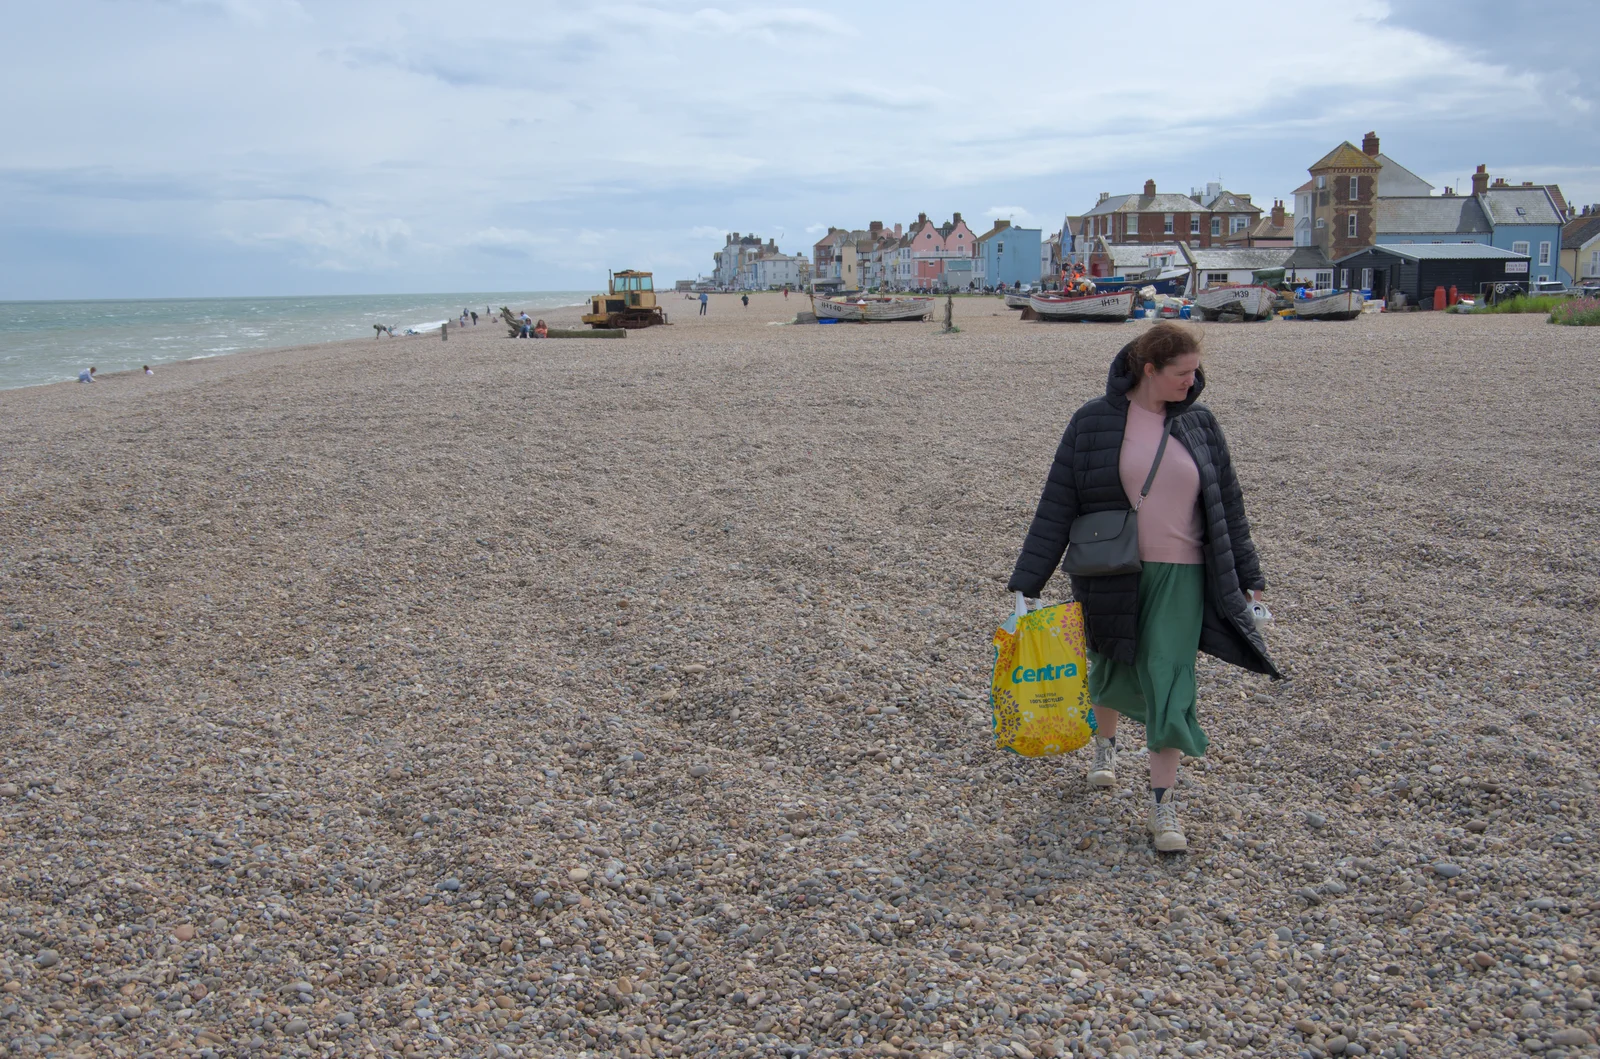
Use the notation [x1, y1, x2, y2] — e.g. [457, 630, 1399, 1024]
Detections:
[0, 0, 1593, 296]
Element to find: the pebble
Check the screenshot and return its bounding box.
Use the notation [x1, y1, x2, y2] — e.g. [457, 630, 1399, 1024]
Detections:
[34, 949, 59, 968]
[568, 867, 590, 882]
[0, 783, 18, 798]
[1432, 862, 1463, 878]
[1474, 952, 1497, 968]
[1325, 1035, 1349, 1055]
[1, 310, 1594, 1059]
[438, 878, 461, 891]
[173, 924, 196, 941]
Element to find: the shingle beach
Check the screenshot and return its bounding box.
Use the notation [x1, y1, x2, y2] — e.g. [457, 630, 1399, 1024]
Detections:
[2, 294, 1597, 1058]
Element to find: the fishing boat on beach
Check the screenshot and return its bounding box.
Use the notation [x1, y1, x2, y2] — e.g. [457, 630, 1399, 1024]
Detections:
[814, 294, 934, 322]
[1193, 284, 1277, 321]
[1003, 292, 1031, 310]
[1292, 289, 1366, 321]
[1025, 290, 1136, 322]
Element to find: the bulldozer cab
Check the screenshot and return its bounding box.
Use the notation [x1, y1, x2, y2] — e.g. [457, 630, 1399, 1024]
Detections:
[608, 270, 656, 308]
[582, 270, 668, 329]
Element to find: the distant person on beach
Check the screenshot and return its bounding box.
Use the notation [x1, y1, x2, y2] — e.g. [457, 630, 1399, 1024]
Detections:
[471, 311, 478, 325]
[741, 293, 749, 308]
[78, 367, 96, 383]
[534, 319, 548, 339]
[699, 292, 708, 316]
[143, 365, 154, 375]
[1007, 323, 1277, 854]
[520, 311, 532, 338]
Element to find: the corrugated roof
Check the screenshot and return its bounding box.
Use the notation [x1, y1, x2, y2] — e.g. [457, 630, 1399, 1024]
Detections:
[1099, 241, 1184, 269]
[1562, 214, 1600, 250]
[1337, 243, 1528, 262]
[1376, 196, 1491, 235]
[1188, 247, 1295, 270]
[1310, 142, 1381, 170]
[1478, 187, 1562, 226]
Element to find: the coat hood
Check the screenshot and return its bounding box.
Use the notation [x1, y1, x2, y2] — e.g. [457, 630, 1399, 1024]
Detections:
[1105, 341, 1205, 413]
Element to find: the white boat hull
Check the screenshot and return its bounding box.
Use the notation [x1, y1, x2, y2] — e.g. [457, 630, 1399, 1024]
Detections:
[816, 297, 934, 322]
[1027, 290, 1136, 321]
[1194, 285, 1277, 320]
[1293, 290, 1365, 321]
[1003, 293, 1031, 309]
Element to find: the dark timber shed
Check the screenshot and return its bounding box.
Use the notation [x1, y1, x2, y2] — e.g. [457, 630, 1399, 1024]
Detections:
[1333, 243, 1531, 306]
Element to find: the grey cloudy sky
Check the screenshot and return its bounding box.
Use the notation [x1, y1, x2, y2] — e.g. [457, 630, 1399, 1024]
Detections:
[2, 0, 1594, 299]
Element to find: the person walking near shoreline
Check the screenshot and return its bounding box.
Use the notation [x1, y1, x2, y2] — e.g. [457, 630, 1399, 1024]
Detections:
[1006, 322, 1278, 852]
[699, 291, 709, 316]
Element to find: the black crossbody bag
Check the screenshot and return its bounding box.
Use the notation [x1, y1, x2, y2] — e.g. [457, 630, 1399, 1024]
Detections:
[1060, 416, 1172, 577]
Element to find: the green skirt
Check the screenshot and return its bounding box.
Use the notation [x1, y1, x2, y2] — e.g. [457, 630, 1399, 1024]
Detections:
[1087, 561, 1208, 758]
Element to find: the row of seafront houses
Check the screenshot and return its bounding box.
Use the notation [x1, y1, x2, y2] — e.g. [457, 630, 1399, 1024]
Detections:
[1070, 131, 1590, 304]
[686, 130, 1600, 300]
[695, 214, 1050, 293]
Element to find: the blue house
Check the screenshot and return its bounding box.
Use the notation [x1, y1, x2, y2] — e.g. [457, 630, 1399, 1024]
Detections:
[1478, 183, 1564, 284]
[977, 220, 1042, 288]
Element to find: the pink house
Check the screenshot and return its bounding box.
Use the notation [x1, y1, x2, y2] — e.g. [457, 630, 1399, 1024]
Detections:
[907, 212, 976, 287]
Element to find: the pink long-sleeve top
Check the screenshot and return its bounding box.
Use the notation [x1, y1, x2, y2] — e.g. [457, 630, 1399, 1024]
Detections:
[1120, 400, 1204, 565]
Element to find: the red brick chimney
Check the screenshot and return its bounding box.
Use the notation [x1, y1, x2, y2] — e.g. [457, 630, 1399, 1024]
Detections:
[1492, 177, 1508, 188]
[1271, 200, 1285, 226]
[1143, 179, 1157, 197]
[1362, 131, 1380, 157]
[1471, 165, 1489, 195]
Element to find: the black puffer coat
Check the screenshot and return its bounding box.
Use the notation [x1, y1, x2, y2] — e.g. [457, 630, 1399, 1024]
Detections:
[1007, 345, 1280, 678]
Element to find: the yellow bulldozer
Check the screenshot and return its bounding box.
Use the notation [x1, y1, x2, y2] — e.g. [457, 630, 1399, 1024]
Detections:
[581, 270, 669, 329]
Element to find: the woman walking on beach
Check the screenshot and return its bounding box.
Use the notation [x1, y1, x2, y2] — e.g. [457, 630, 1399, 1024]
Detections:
[1007, 322, 1278, 852]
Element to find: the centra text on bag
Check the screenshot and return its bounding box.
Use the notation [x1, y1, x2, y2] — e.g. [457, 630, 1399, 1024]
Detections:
[1011, 662, 1078, 683]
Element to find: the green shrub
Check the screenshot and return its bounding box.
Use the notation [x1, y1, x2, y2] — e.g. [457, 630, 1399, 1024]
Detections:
[1550, 297, 1600, 326]
[1471, 295, 1565, 314]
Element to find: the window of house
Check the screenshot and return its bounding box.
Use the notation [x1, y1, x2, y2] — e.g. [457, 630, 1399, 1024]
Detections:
[1127, 215, 1138, 237]
[1349, 175, 1360, 201]
[1316, 175, 1326, 189]
[1316, 271, 1332, 289]
[1232, 215, 1248, 234]
[1163, 214, 1174, 234]
[1590, 248, 1599, 276]
[1538, 241, 1551, 266]
[1361, 268, 1373, 289]
[1190, 217, 1200, 234]
[1339, 269, 1349, 288]
[1316, 217, 1325, 228]
[1211, 217, 1222, 237]
[1348, 214, 1359, 238]
[1206, 273, 1231, 286]
[1512, 240, 1529, 256]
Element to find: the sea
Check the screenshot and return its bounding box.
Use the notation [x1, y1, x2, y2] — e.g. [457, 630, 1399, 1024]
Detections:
[0, 291, 591, 391]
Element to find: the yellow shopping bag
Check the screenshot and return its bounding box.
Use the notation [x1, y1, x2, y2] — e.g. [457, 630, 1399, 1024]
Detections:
[991, 594, 1095, 757]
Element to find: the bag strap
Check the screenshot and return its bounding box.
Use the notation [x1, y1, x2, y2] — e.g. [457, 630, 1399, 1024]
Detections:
[1133, 416, 1174, 512]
